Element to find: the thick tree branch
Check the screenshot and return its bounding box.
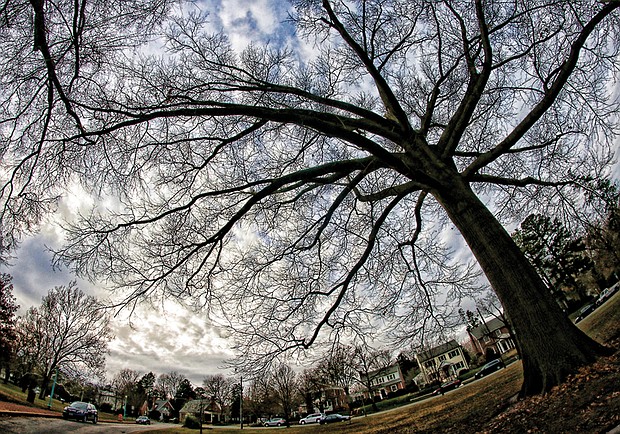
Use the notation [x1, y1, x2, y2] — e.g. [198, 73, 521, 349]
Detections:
[321, 0, 411, 131]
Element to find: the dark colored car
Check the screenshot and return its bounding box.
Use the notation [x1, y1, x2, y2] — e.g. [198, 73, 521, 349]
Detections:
[574, 302, 597, 323]
[475, 359, 506, 379]
[319, 414, 350, 424]
[433, 379, 462, 395]
[264, 417, 287, 427]
[62, 401, 98, 424]
[136, 416, 151, 425]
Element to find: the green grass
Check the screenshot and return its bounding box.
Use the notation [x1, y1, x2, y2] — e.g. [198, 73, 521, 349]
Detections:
[0, 381, 118, 421]
[0, 381, 65, 413]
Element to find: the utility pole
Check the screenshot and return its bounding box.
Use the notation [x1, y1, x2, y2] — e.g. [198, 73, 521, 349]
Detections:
[240, 375, 243, 430]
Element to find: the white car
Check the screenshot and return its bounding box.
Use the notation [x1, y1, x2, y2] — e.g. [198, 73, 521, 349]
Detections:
[299, 413, 325, 424]
[597, 283, 619, 305]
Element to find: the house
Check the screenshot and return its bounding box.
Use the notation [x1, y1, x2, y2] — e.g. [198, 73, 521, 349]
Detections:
[356, 363, 406, 401]
[414, 340, 469, 386]
[140, 399, 175, 420]
[467, 317, 516, 358]
[97, 388, 118, 409]
[299, 386, 349, 414]
[179, 399, 223, 424]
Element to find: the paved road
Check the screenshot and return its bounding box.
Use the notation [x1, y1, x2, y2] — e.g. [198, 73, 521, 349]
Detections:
[0, 417, 169, 433]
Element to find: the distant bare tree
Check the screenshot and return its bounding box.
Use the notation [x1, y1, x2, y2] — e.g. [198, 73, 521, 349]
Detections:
[270, 364, 300, 426]
[157, 371, 186, 400]
[112, 368, 142, 397]
[16, 282, 113, 399]
[585, 179, 620, 282]
[350, 345, 393, 412]
[202, 373, 234, 421]
[297, 368, 323, 414]
[1, 0, 619, 397]
[314, 344, 359, 411]
[245, 376, 279, 420]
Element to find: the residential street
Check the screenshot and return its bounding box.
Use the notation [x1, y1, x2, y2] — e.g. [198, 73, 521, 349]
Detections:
[0, 401, 170, 434]
[0, 417, 169, 434]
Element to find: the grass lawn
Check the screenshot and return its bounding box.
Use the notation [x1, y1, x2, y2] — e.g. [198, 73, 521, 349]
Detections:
[145, 291, 620, 434]
[0, 382, 66, 414]
[0, 381, 119, 422]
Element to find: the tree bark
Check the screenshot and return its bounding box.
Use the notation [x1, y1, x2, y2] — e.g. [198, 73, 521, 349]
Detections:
[433, 178, 612, 396]
[39, 374, 50, 399]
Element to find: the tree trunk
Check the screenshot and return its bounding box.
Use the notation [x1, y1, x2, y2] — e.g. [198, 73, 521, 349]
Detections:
[433, 179, 612, 397]
[39, 375, 49, 399]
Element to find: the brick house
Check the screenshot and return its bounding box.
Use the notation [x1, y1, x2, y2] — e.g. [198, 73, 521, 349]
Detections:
[467, 317, 516, 358]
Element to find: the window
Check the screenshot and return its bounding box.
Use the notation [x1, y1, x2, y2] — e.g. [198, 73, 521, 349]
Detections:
[390, 384, 398, 392]
[387, 374, 396, 381]
[448, 350, 459, 358]
[439, 355, 447, 362]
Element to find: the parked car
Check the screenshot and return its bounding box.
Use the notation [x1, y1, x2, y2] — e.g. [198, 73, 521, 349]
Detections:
[264, 417, 287, 427]
[475, 358, 506, 379]
[597, 283, 619, 306]
[62, 401, 98, 424]
[319, 414, 350, 424]
[574, 302, 597, 323]
[299, 413, 325, 424]
[136, 416, 151, 425]
[433, 379, 462, 395]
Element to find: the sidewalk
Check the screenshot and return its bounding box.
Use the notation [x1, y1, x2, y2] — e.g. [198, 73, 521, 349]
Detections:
[0, 400, 61, 418]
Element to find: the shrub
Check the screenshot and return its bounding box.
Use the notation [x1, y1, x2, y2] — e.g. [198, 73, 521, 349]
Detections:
[99, 402, 113, 413]
[183, 415, 201, 429]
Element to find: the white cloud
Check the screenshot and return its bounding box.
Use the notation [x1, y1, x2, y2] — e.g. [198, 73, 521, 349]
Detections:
[196, 0, 293, 50]
[106, 304, 234, 385]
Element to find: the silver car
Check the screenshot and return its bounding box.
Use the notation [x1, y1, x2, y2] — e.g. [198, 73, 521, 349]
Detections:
[264, 417, 286, 427]
[299, 413, 325, 424]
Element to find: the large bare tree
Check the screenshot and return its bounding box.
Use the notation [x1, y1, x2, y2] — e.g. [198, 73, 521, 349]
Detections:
[1, 0, 620, 397]
[16, 282, 112, 398]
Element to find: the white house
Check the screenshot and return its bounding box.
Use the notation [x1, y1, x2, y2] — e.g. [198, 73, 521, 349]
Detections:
[414, 340, 469, 386]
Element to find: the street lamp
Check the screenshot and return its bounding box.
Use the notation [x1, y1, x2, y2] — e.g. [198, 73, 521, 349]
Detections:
[47, 368, 58, 409]
[123, 395, 127, 420]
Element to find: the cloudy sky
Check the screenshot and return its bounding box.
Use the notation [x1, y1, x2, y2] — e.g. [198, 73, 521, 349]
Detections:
[3, 193, 239, 386]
